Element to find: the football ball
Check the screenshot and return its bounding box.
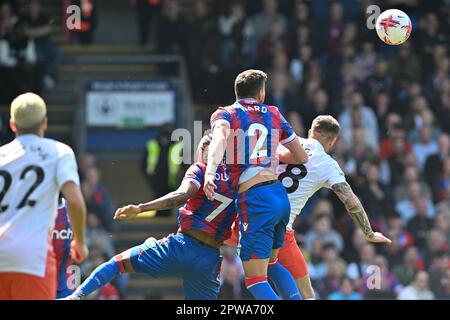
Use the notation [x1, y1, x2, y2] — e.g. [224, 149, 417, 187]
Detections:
[375, 9, 412, 45]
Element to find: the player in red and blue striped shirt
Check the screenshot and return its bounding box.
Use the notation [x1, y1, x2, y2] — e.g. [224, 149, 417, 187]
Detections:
[52, 197, 74, 299]
[204, 69, 308, 300]
[63, 135, 240, 300]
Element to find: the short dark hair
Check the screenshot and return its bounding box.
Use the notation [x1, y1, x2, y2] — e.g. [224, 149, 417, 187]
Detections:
[234, 69, 267, 99]
[311, 115, 340, 139]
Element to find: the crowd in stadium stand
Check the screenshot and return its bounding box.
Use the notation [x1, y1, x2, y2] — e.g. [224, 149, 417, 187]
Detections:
[77, 153, 125, 300]
[0, 0, 61, 104]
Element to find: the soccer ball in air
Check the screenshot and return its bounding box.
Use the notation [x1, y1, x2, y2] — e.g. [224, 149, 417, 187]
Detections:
[375, 9, 412, 45]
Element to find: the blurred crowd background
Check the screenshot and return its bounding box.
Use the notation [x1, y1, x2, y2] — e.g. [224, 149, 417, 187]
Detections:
[1, 0, 450, 300]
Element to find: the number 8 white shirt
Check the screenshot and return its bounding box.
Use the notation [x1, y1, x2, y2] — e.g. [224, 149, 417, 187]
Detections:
[276, 137, 346, 230]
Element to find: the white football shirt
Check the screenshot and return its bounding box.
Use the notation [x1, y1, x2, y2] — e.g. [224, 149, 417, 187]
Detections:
[277, 137, 346, 229]
[0, 134, 80, 277]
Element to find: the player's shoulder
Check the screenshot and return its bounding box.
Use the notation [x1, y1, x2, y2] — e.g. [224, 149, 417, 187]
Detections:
[265, 104, 281, 114]
[50, 139, 75, 157]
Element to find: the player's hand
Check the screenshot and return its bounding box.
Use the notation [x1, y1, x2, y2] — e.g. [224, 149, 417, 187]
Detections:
[70, 241, 89, 263]
[203, 173, 217, 201]
[114, 205, 141, 220]
[366, 232, 392, 244]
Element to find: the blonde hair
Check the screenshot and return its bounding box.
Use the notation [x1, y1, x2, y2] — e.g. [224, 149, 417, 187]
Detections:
[10, 92, 47, 130]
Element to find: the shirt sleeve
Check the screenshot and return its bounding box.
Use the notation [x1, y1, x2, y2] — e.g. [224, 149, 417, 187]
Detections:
[324, 159, 347, 188]
[210, 107, 231, 129]
[278, 110, 296, 145]
[182, 163, 204, 189]
[56, 144, 80, 189]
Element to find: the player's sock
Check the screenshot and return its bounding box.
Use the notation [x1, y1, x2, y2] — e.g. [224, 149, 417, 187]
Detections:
[70, 257, 121, 299]
[245, 276, 280, 300]
[268, 260, 301, 300]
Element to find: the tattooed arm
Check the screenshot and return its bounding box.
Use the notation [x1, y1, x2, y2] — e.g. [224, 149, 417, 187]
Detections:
[114, 180, 198, 220]
[331, 182, 391, 243]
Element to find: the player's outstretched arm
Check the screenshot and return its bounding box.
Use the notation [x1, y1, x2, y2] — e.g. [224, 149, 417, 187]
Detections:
[331, 182, 391, 244]
[204, 122, 230, 200]
[61, 181, 89, 263]
[114, 180, 199, 220]
[278, 138, 309, 164]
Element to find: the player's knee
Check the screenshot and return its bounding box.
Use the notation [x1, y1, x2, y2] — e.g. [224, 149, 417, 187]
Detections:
[244, 275, 268, 289]
[113, 250, 134, 274]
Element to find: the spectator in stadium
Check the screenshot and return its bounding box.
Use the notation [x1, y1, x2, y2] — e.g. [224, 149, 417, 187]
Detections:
[436, 185, 450, 220]
[130, 0, 162, 46]
[70, 0, 97, 44]
[22, 0, 61, 89]
[0, 1, 18, 38]
[345, 126, 377, 165]
[412, 126, 439, 172]
[362, 59, 394, 106]
[346, 243, 376, 281]
[372, 93, 391, 133]
[378, 115, 412, 161]
[143, 123, 182, 216]
[428, 251, 450, 294]
[86, 213, 115, 258]
[257, 19, 291, 68]
[398, 271, 435, 300]
[328, 276, 361, 300]
[406, 198, 434, 249]
[251, 0, 287, 41]
[289, 44, 313, 85]
[218, 246, 251, 300]
[218, 1, 256, 70]
[395, 181, 435, 223]
[389, 41, 422, 87]
[433, 77, 450, 134]
[434, 269, 450, 299]
[424, 133, 450, 202]
[81, 167, 115, 232]
[315, 258, 347, 299]
[354, 42, 377, 81]
[359, 163, 393, 221]
[393, 246, 424, 287]
[338, 91, 379, 153]
[307, 242, 338, 282]
[265, 72, 296, 116]
[0, 21, 40, 95]
[360, 255, 400, 296]
[302, 88, 333, 130]
[187, 0, 221, 103]
[393, 165, 431, 203]
[422, 229, 448, 268]
[324, 1, 344, 55]
[304, 215, 344, 254]
[434, 211, 450, 248]
[157, 0, 187, 55]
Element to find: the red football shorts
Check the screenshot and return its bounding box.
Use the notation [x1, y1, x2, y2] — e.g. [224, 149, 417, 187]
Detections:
[277, 229, 309, 280]
[0, 249, 57, 300]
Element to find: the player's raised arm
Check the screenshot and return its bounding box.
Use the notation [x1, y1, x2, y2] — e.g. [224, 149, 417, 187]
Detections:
[331, 182, 391, 244]
[114, 176, 199, 220]
[61, 181, 89, 263]
[278, 138, 308, 164]
[204, 111, 231, 200]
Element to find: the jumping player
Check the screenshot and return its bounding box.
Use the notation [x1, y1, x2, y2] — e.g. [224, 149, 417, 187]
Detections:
[205, 70, 309, 300]
[0, 93, 88, 300]
[277, 115, 391, 299]
[52, 197, 75, 298]
[64, 135, 240, 300]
